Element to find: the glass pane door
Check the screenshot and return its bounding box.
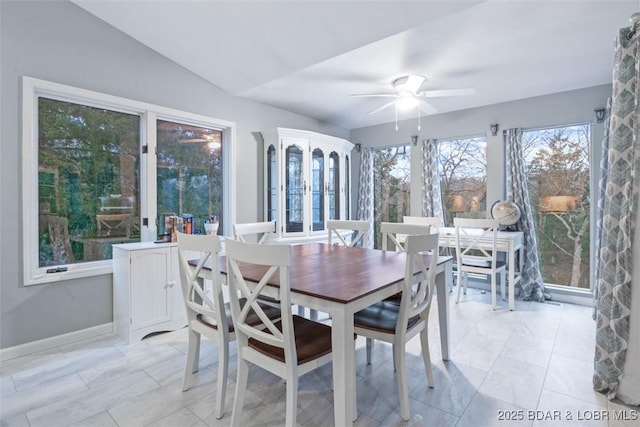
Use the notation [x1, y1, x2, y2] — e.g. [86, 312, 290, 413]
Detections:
[329, 152, 340, 220]
[312, 148, 325, 231]
[266, 145, 277, 222]
[285, 145, 304, 233]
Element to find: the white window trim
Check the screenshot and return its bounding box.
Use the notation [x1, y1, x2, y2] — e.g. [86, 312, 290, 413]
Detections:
[22, 76, 236, 286]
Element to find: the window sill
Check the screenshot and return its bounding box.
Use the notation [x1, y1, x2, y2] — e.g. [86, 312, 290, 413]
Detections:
[26, 262, 112, 286]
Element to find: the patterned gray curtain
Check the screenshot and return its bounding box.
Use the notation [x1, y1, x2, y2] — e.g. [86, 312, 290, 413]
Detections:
[593, 22, 639, 403]
[505, 128, 545, 302]
[421, 139, 444, 225]
[593, 97, 612, 320]
[357, 147, 374, 249]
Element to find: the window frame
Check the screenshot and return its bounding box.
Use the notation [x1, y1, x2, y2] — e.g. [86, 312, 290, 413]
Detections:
[22, 77, 236, 286]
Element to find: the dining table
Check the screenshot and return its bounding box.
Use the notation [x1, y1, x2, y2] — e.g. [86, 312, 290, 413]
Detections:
[211, 242, 453, 426]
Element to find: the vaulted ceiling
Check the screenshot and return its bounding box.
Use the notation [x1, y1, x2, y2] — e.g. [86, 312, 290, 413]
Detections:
[72, 0, 638, 130]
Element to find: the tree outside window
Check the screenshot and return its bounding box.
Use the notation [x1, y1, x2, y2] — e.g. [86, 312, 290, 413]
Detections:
[373, 146, 411, 248]
[523, 124, 591, 288]
[38, 98, 140, 266]
[438, 137, 487, 226]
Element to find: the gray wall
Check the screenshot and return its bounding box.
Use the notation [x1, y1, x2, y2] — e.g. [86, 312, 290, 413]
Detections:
[0, 0, 347, 349]
[349, 85, 611, 220]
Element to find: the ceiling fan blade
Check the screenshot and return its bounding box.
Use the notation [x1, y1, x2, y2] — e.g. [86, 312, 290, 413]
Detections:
[368, 100, 397, 115]
[420, 88, 476, 98]
[419, 100, 438, 115]
[350, 93, 397, 98]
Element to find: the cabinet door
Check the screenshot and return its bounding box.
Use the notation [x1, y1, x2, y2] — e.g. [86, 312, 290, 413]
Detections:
[283, 139, 308, 236]
[310, 147, 326, 232]
[328, 151, 340, 221]
[169, 246, 186, 321]
[130, 249, 172, 329]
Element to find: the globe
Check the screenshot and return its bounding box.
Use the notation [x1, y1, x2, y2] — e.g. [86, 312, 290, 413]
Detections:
[491, 200, 521, 227]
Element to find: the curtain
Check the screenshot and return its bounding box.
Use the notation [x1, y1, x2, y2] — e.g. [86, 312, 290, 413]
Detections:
[421, 139, 444, 225]
[505, 128, 545, 302]
[357, 147, 374, 249]
[593, 22, 639, 404]
[593, 97, 612, 320]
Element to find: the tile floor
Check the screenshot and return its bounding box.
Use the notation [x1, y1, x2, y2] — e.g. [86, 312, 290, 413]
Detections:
[1, 289, 638, 427]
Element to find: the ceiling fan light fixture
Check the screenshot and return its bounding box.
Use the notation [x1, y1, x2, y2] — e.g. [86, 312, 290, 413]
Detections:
[396, 96, 419, 110]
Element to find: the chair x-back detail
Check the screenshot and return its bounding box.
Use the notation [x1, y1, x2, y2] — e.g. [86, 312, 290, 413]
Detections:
[176, 232, 229, 419]
[225, 239, 334, 427]
[402, 216, 441, 232]
[380, 222, 435, 251]
[233, 221, 276, 244]
[176, 232, 279, 419]
[354, 233, 439, 421]
[327, 219, 370, 248]
[454, 218, 507, 310]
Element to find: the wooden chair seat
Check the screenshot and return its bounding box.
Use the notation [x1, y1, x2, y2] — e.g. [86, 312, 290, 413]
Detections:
[249, 315, 333, 365]
[354, 300, 420, 333]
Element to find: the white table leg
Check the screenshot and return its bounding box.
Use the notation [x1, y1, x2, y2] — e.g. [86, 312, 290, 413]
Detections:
[436, 260, 452, 360]
[331, 306, 356, 425]
[508, 243, 515, 311]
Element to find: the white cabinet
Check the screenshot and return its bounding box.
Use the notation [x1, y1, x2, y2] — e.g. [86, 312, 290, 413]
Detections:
[263, 128, 354, 242]
[112, 242, 186, 344]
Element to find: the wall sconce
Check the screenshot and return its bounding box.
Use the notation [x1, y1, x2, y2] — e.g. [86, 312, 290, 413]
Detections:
[594, 108, 606, 123]
[411, 135, 418, 146]
[355, 143, 361, 152]
[490, 123, 499, 136]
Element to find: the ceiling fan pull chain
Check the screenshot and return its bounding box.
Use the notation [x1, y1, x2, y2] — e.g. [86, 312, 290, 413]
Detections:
[418, 108, 421, 131]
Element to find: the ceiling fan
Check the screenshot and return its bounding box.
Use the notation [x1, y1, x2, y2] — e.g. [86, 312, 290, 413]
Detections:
[350, 74, 476, 117]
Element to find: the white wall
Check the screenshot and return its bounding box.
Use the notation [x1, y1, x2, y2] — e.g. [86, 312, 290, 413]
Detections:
[349, 85, 611, 219]
[0, 0, 348, 349]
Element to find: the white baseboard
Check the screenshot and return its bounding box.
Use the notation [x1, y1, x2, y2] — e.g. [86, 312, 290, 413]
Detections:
[0, 323, 113, 362]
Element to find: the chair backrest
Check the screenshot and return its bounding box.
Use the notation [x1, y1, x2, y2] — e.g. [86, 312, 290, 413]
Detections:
[327, 220, 369, 247]
[402, 216, 441, 233]
[225, 239, 295, 362]
[453, 218, 499, 269]
[397, 233, 440, 331]
[380, 222, 434, 252]
[233, 221, 276, 244]
[176, 232, 228, 331]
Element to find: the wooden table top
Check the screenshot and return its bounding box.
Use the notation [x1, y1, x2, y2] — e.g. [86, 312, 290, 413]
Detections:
[206, 243, 452, 305]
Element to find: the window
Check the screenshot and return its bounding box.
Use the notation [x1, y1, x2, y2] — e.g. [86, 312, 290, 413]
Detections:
[22, 77, 235, 285]
[156, 120, 223, 236]
[373, 145, 411, 248]
[437, 137, 487, 226]
[37, 98, 140, 269]
[523, 124, 591, 289]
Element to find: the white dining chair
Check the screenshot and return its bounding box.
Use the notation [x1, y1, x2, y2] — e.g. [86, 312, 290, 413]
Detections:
[233, 221, 276, 244]
[354, 233, 439, 421]
[380, 221, 434, 251]
[453, 218, 506, 310]
[327, 219, 370, 248]
[225, 239, 334, 427]
[176, 232, 279, 419]
[402, 215, 441, 232]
